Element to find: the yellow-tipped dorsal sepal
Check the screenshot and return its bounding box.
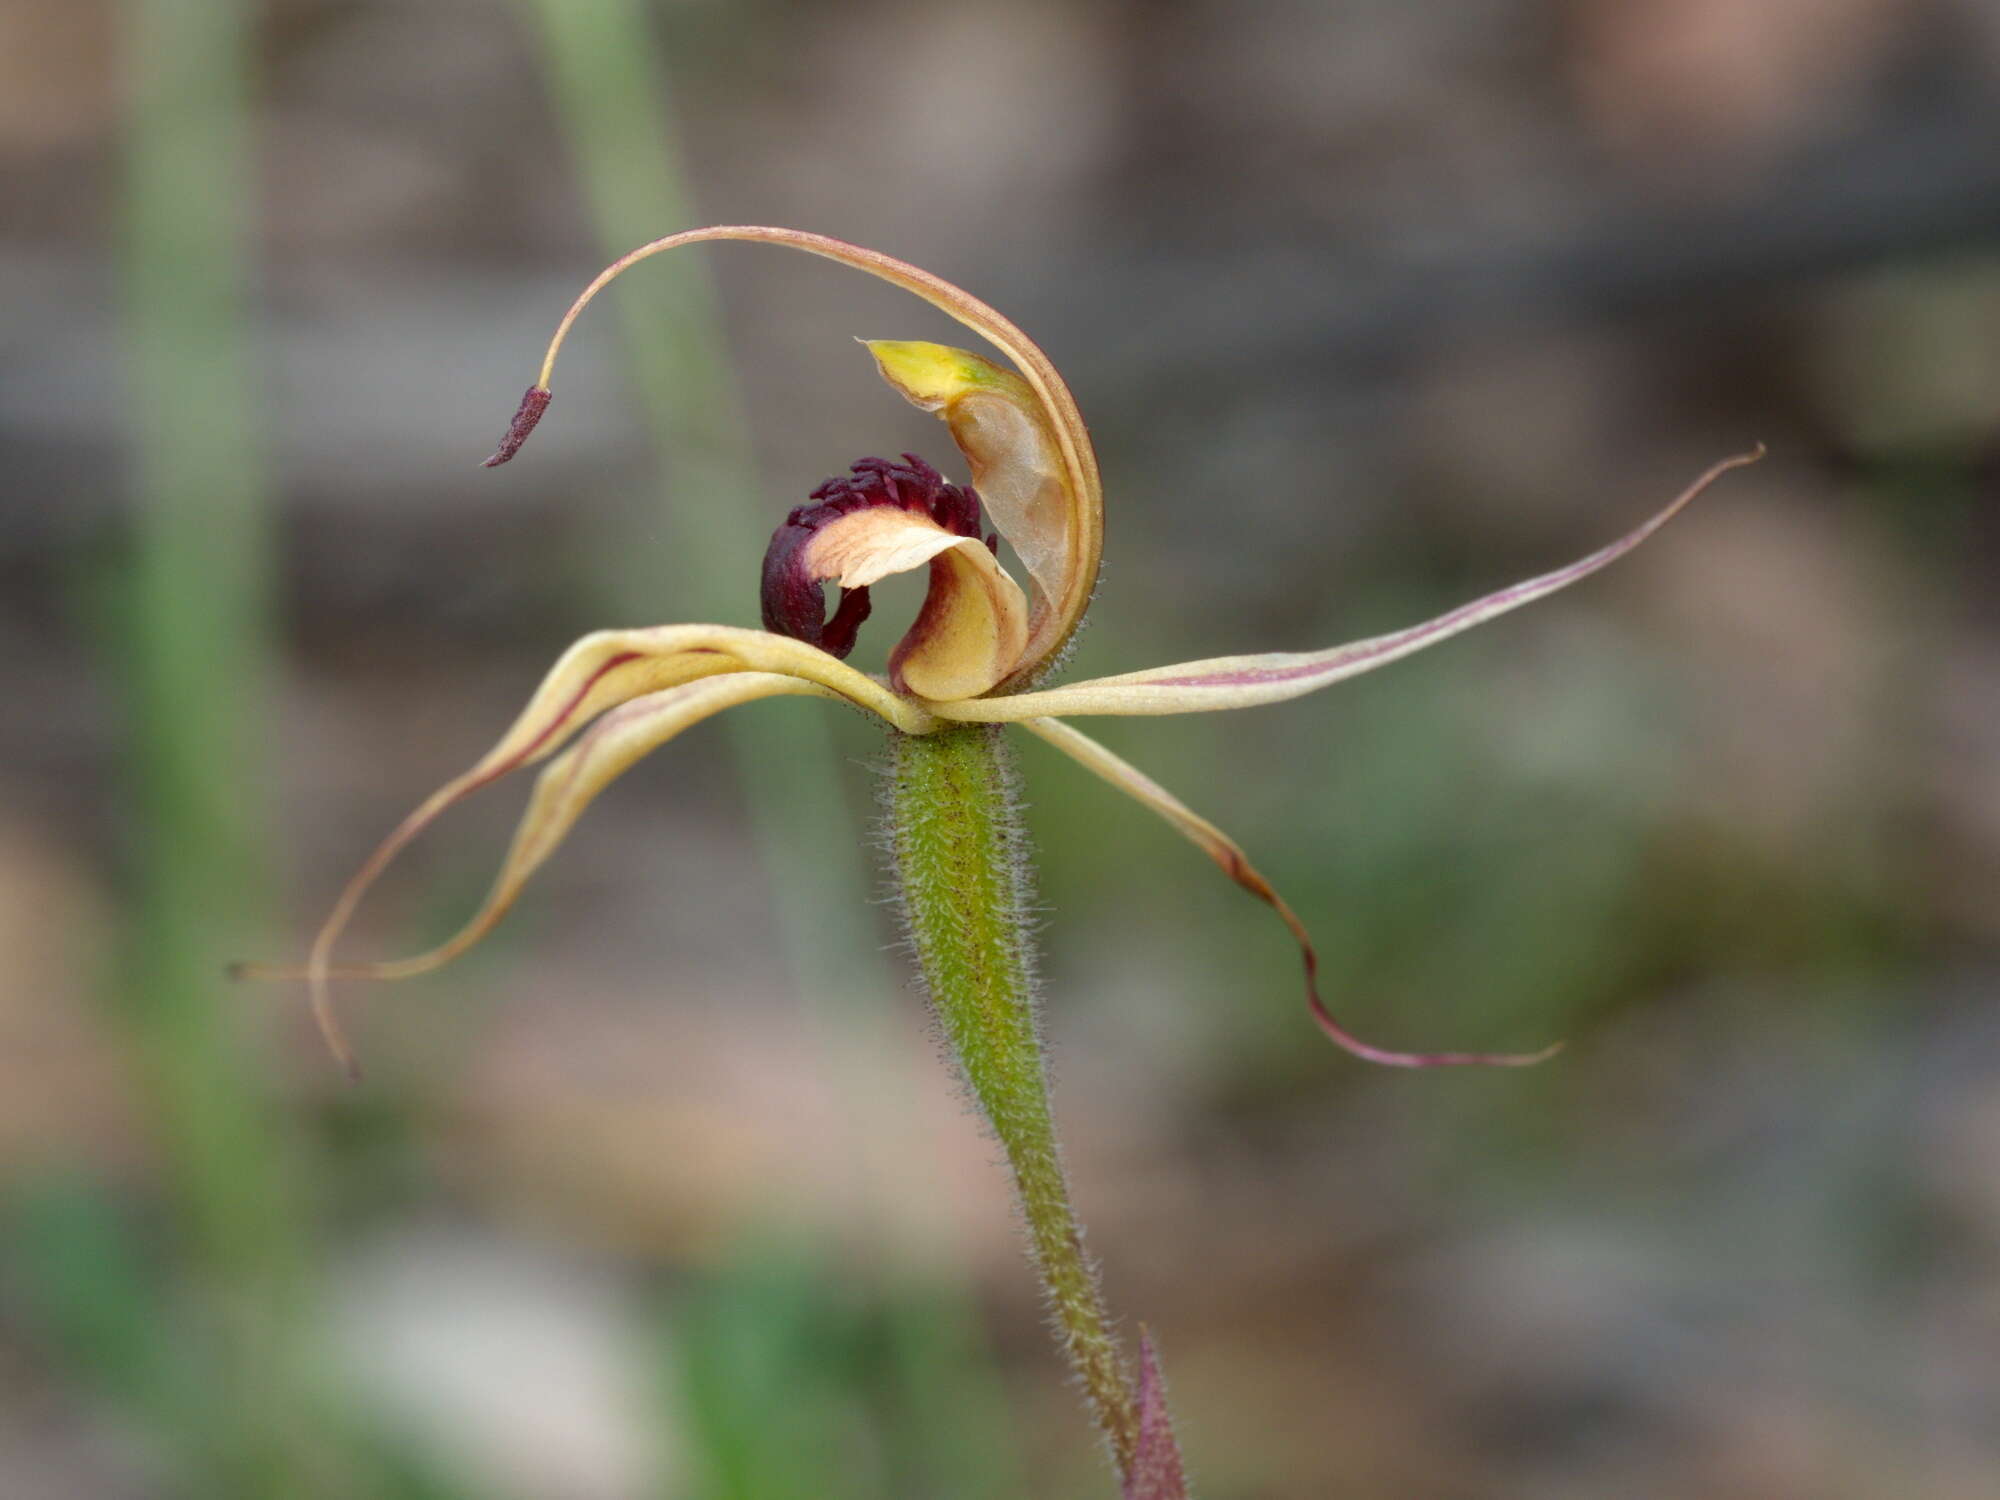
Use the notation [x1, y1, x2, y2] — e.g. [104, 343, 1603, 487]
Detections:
[868, 341, 1091, 685]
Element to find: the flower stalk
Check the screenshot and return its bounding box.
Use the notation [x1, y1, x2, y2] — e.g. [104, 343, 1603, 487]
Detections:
[886, 722, 1142, 1475]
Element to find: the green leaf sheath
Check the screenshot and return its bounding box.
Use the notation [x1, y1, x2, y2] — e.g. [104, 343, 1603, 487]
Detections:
[886, 724, 1139, 1472]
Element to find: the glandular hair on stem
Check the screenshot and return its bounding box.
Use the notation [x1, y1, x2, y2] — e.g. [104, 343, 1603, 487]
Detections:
[879, 722, 1139, 1472]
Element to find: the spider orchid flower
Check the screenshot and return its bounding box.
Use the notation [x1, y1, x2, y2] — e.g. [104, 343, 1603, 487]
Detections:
[243, 225, 1757, 1082]
[244, 226, 1755, 1487]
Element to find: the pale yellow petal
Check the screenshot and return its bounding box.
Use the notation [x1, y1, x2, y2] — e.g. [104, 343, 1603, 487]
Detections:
[792, 506, 1031, 699]
[867, 341, 1079, 676]
[1018, 716, 1559, 1068]
[804, 506, 983, 589]
[935, 450, 1762, 722]
[893, 543, 1031, 702]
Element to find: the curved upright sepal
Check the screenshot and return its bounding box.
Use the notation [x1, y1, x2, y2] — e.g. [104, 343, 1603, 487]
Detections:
[493, 227, 1103, 686]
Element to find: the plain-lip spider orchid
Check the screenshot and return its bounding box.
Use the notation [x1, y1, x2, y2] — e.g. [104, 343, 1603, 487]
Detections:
[240, 225, 1759, 1081]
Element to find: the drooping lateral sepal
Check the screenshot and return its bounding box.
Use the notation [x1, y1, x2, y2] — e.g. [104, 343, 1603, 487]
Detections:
[1020, 716, 1561, 1068]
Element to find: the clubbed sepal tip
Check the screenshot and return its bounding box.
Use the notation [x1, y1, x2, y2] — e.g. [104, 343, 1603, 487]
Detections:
[482, 386, 551, 467]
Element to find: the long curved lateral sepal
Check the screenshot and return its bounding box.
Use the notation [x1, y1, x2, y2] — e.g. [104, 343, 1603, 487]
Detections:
[247, 674, 839, 1076]
[237, 623, 926, 992]
[235, 626, 924, 1078]
[932, 449, 1763, 722]
[1019, 716, 1561, 1068]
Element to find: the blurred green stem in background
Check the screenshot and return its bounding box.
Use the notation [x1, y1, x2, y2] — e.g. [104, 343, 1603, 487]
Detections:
[520, 1, 1025, 1490]
[669, 1234, 1026, 1500]
[113, 0, 326, 1488]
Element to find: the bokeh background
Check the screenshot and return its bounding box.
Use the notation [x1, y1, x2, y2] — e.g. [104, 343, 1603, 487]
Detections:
[4, 1, 1999, 1496]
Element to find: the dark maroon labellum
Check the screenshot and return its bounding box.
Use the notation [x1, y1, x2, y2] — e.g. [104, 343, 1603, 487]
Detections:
[760, 454, 989, 659]
[482, 386, 552, 468]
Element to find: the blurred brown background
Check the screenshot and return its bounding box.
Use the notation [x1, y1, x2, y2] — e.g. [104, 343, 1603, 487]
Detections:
[3, 1, 1999, 1496]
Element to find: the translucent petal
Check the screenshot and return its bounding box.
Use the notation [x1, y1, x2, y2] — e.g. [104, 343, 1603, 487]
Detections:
[786, 504, 1031, 700]
[868, 341, 1081, 676]
[804, 504, 988, 588]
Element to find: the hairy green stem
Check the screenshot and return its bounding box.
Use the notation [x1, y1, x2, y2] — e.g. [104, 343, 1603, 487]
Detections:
[887, 724, 1139, 1473]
